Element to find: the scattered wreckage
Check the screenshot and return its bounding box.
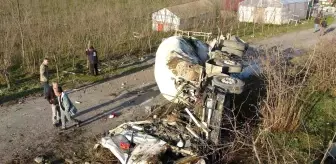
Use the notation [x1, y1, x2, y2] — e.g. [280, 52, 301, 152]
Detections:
[98, 31, 250, 163]
[100, 120, 206, 164]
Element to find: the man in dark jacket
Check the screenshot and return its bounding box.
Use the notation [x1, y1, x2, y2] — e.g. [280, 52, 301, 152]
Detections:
[85, 46, 99, 76]
[320, 17, 327, 36]
[46, 82, 61, 127]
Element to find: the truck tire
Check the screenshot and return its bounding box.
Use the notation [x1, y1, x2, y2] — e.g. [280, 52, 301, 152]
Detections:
[212, 75, 244, 94]
[221, 47, 244, 57]
[223, 40, 245, 51]
[213, 58, 242, 73]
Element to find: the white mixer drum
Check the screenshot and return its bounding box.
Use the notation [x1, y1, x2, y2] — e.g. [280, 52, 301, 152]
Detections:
[154, 36, 209, 102]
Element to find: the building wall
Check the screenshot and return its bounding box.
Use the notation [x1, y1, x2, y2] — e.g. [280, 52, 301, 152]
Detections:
[239, 6, 283, 24]
[264, 7, 282, 24]
[238, 2, 308, 25]
[297, 3, 309, 18]
[152, 8, 216, 31]
[152, 8, 180, 32]
[238, 6, 255, 23]
[281, 2, 308, 23]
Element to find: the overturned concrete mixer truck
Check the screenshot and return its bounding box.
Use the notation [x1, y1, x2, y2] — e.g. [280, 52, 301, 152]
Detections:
[98, 32, 251, 164]
[154, 33, 248, 144]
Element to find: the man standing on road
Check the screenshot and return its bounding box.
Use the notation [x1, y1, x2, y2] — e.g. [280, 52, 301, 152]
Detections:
[54, 86, 81, 130]
[314, 15, 321, 32]
[46, 82, 61, 127]
[40, 58, 49, 98]
[85, 46, 99, 76]
[320, 17, 327, 36]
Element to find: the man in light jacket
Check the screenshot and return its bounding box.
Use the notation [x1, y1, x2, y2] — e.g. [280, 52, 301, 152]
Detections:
[54, 86, 81, 130]
[40, 58, 49, 98]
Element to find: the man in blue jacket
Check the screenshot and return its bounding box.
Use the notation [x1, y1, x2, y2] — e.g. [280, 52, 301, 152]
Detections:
[54, 86, 81, 130]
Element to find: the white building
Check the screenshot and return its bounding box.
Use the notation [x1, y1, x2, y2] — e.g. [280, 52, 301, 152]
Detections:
[152, 0, 216, 32]
[238, 0, 309, 24]
[319, 0, 333, 6]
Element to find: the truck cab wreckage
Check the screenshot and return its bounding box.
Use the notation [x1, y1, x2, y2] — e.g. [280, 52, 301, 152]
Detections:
[98, 31, 249, 164]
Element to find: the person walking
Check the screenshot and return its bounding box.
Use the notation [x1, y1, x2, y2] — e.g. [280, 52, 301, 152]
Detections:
[54, 86, 81, 130]
[46, 82, 61, 127]
[85, 46, 99, 76]
[314, 15, 321, 33]
[320, 17, 327, 36]
[40, 58, 49, 98]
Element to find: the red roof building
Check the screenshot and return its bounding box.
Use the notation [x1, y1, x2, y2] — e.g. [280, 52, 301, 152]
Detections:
[222, 0, 244, 11]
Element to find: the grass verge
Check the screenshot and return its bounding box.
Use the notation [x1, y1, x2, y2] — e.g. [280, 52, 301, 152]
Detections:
[0, 56, 154, 105]
[240, 16, 335, 42]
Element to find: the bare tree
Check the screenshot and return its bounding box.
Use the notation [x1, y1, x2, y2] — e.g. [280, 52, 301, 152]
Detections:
[8, 0, 26, 67]
[53, 53, 60, 82]
[0, 21, 15, 89]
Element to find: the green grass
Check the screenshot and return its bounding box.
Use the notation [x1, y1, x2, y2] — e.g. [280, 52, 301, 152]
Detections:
[305, 93, 336, 134]
[247, 92, 336, 163]
[239, 16, 335, 41]
[0, 58, 151, 104]
[276, 94, 336, 162]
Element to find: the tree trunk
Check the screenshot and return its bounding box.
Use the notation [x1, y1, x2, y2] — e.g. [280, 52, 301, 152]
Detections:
[253, 22, 256, 37]
[4, 70, 11, 89]
[72, 55, 75, 70]
[148, 35, 152, 53]
[15, 0, 26, 67]
[53, 55, 60, 82]
[32, 57, 36, 74]
[237, 22, 240, 36]
[87, 40, 90, 69]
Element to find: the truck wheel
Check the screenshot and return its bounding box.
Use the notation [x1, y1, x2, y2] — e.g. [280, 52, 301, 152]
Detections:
[223, 40, 245, 51]
[221, 47, 244, 57]
[212, 75, 244, 94]
[213, 58, 242, 73]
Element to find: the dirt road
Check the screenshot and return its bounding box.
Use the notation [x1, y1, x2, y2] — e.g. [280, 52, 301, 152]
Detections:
[0, 25, 335, 163]
[254, 24, 336, 48]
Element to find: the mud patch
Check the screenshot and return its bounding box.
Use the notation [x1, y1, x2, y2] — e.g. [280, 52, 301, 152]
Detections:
[7, 129, 117, 164]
